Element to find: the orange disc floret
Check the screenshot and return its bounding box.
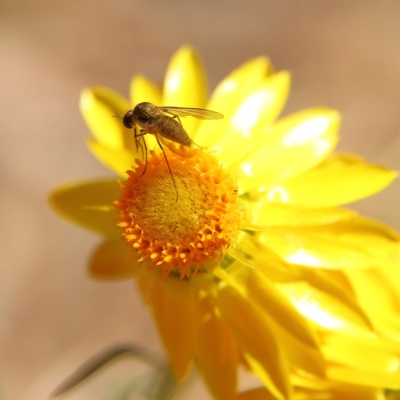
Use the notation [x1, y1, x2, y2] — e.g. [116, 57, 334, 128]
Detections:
[114, 147, 240, 278]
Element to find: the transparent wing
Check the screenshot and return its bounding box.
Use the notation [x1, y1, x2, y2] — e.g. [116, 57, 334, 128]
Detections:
[159, 106, 224, 120]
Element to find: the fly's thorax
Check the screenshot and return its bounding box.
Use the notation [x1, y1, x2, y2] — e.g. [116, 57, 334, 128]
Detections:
[133, 102, 159, 120]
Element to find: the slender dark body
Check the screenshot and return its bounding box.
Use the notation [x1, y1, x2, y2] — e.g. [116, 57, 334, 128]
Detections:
[123, 102, 192, 146]
[122, 101, 223, 146]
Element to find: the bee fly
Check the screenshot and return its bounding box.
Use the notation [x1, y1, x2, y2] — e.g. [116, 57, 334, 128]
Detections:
[114, 102, 223, 201]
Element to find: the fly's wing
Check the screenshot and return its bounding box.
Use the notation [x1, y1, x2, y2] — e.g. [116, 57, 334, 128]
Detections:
[159, 106, 224, 120]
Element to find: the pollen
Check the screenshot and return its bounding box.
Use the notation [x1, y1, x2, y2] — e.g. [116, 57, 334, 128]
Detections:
[115, 147, 240, 278]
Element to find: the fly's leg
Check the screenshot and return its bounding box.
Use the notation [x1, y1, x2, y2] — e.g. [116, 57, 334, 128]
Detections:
[134, 130, 179, 201]
[133, 127, 139, 151]
[134, 129, 148, 177]
[140, 134, 148, 177]
[134, 127, 146, 164]
[154, 135, 178, 202]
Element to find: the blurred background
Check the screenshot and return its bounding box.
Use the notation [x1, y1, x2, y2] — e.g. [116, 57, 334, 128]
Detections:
[1, 0, 400, 398]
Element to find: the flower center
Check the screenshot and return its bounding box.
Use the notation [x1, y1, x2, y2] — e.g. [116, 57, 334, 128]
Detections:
[115, 147, 240, 278]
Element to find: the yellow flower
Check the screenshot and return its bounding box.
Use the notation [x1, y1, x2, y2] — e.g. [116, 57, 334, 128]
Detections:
[49, 46, 400, 400]
[237, 378, 387, 400]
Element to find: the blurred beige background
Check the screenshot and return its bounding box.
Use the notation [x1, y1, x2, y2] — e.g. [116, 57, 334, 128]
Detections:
[1, 0, 400, 399]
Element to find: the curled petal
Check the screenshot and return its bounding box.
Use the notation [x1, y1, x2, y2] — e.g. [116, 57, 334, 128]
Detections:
[346, 261, 400, 339]
[162, 46, 208, 135]
[128, 75, 160, 152]
[237, 388, 277, 400]
[217, 284, 291, 400]
[256, 216, 400, 270]
[49, 179, 120, 237]
[243, 200, 356, 228]
[193, 277, 238, 400]
[86, 138, 137, 176]
[195, 56, 273, 145]
[267, 153, 397, 207]
[291, 375, 384, 400]
[213, 71, 291, 165]
[328, 366, 400, 389]
[347, 265, 400, 316]
[297, 269, 373, 331]
[80, 86, 131, 149]
[236, 386, 383, 400]
[239, 268, 326, 377]
[329, 383, 385, 400]
[236, 267, 320, 349]
[321, 334, 400, 374]
[129, 74, 162, 107]
[89, 239, 137, 279]
[277, 275, 374, 335]
[141, 270, 195, 379]
[236, 108, 340, 192]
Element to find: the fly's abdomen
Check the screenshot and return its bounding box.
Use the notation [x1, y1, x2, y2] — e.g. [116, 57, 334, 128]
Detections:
[155, 117, 192, 146]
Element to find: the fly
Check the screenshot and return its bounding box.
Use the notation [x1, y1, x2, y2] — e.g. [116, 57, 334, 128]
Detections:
[115, 102, 224, 201]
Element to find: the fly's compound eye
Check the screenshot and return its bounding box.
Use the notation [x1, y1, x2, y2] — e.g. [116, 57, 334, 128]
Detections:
[123, 111, 133, 129]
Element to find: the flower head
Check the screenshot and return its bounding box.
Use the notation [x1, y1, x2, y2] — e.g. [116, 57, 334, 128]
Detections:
[115, 148, 240, 278]
[50, 46, 400, 400]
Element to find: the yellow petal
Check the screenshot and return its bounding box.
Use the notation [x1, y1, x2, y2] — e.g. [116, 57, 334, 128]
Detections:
[193, 277, 238, 400]
[291, 374, 385, 399]
[129, 74, 162, 107]
[268, 153, 398, 206]
[128, 75, 161, 152]
[49, 179, 120, 237]
[244, 355, 289, 400]
[210, 71, 291, 165]
[241, 268, 326, 377]
[239, 385, 383, 400]
[236, 108, 340, 193]
[328, 366, 400, 389]
[220, 264, 325, 377]
[89, 239, 137, 279]
[378, 257, 400, 303]
[277, 277, 373, 335]
[239, 268, 320, 349]
[375, 317, 400, 345]
[296, 269, 373, 331]
[256, 216, 400, 270]
[217, 284, 290, 400]
[146, 272, 194, 379]
[322, 334, 400, 374]
[347, 266, 400, 316]
[86, 138, 138, 176]
[242, 200, 356, 228]
[346, 263, 400, 338]
[80, 86, 131, 149]
[329, 383, 384, 400]
[162, 46, 207, 135]
[237, 388, 276, 400]
[195, 56, 273, 145]
[233, 232, 303, 283]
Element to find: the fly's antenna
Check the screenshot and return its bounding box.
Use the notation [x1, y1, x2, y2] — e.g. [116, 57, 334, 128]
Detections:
[112, 114, 123, 119]
[155, 136, 178, 202]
